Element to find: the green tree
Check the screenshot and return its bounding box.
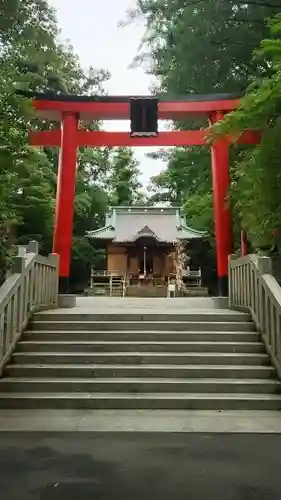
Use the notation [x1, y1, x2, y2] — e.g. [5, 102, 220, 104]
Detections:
[148, 147, 211, 206]
[0, 1, 145, 290]
[129, 0, 280, 94]
[107, 148, 144, 205]
[0, 0, 111, 286]
[211, 14, 281, 250]
[127, 0, 281, 240]
[0, 0, 59, 276]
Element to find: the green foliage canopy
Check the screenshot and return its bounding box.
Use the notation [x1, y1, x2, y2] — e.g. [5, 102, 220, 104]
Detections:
[129, 0, 281, 248]
[0, 0, 143, 288]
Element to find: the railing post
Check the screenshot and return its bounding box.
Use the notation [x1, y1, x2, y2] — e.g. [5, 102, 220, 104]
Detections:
[228, 254, 237, 307]
[257, 256, 272, 334]
[258, 256, 272, 275]
[17, 246, 27, 258]
[48, 253, 59, 306]
[27, 240, 39, 254]
[246, 263, 251, 308]
[12, 257, 26, 329]
[228, 255, 233, 307]
[12, 257, 25, 274]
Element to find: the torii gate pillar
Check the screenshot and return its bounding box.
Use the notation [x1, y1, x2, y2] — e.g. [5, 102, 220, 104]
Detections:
[210, 111, 233, 297]
[53, 112, 78, 292]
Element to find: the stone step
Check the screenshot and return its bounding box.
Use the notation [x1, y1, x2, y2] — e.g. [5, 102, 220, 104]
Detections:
[23, 330, 260, 343]
[0, 392, 281, 410]
[16, 340, 265, 354]
[64, 297, 230, 309]
[5, 364, 275, 379]
[3, 301, 277, 413]
[0, 378, 279, 394]
[34, 312, 251, 322]
[29, 321, 255, 332]
[11, 352, 270, 366]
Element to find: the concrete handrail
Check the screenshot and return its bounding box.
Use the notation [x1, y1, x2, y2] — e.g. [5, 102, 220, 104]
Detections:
[0, 241, 59, 373]
[229, 253, 281, 378]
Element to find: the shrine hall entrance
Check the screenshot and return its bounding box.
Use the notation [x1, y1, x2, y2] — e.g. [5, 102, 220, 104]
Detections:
[139, 250, 153, 276]
[136, 238, 156, 278]
[28, 93, 261, 296]
[126, 237, 169, 285]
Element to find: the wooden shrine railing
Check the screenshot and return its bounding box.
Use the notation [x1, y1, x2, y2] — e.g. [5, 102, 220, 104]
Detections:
[0, 241, 58, 374]
[229, 254, 281, 378]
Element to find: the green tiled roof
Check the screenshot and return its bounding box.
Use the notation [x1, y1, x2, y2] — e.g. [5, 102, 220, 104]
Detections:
[87, 206, 206, 243]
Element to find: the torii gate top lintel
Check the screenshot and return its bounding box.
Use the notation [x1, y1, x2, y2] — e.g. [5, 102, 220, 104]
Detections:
[28, 91, 242, 121]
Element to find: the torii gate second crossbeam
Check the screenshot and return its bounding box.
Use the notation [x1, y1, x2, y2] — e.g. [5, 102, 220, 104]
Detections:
[28, 93, 260, 296]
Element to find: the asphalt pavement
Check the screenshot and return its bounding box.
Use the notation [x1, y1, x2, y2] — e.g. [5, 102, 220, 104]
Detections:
[0, 432, 280, 500]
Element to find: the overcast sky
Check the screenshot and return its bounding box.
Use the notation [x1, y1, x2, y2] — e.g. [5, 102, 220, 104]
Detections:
[48, 0, 166, 186]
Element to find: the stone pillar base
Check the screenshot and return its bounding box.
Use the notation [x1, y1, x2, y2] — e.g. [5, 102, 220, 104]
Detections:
[58, 294, 76, 308]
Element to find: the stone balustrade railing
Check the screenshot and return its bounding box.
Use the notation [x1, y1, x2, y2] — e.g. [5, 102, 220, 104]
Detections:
[0, 241, 58, 374]
[229, 254, 281, 378]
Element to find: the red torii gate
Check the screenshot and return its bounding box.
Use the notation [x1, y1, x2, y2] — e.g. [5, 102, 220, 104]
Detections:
[29, 93, 260, 296]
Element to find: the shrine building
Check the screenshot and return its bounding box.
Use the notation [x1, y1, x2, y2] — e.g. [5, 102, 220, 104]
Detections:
[87, 206, 206, 286]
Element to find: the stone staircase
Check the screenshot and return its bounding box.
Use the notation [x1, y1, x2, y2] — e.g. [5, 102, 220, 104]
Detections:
[0, 310, 281, 410]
